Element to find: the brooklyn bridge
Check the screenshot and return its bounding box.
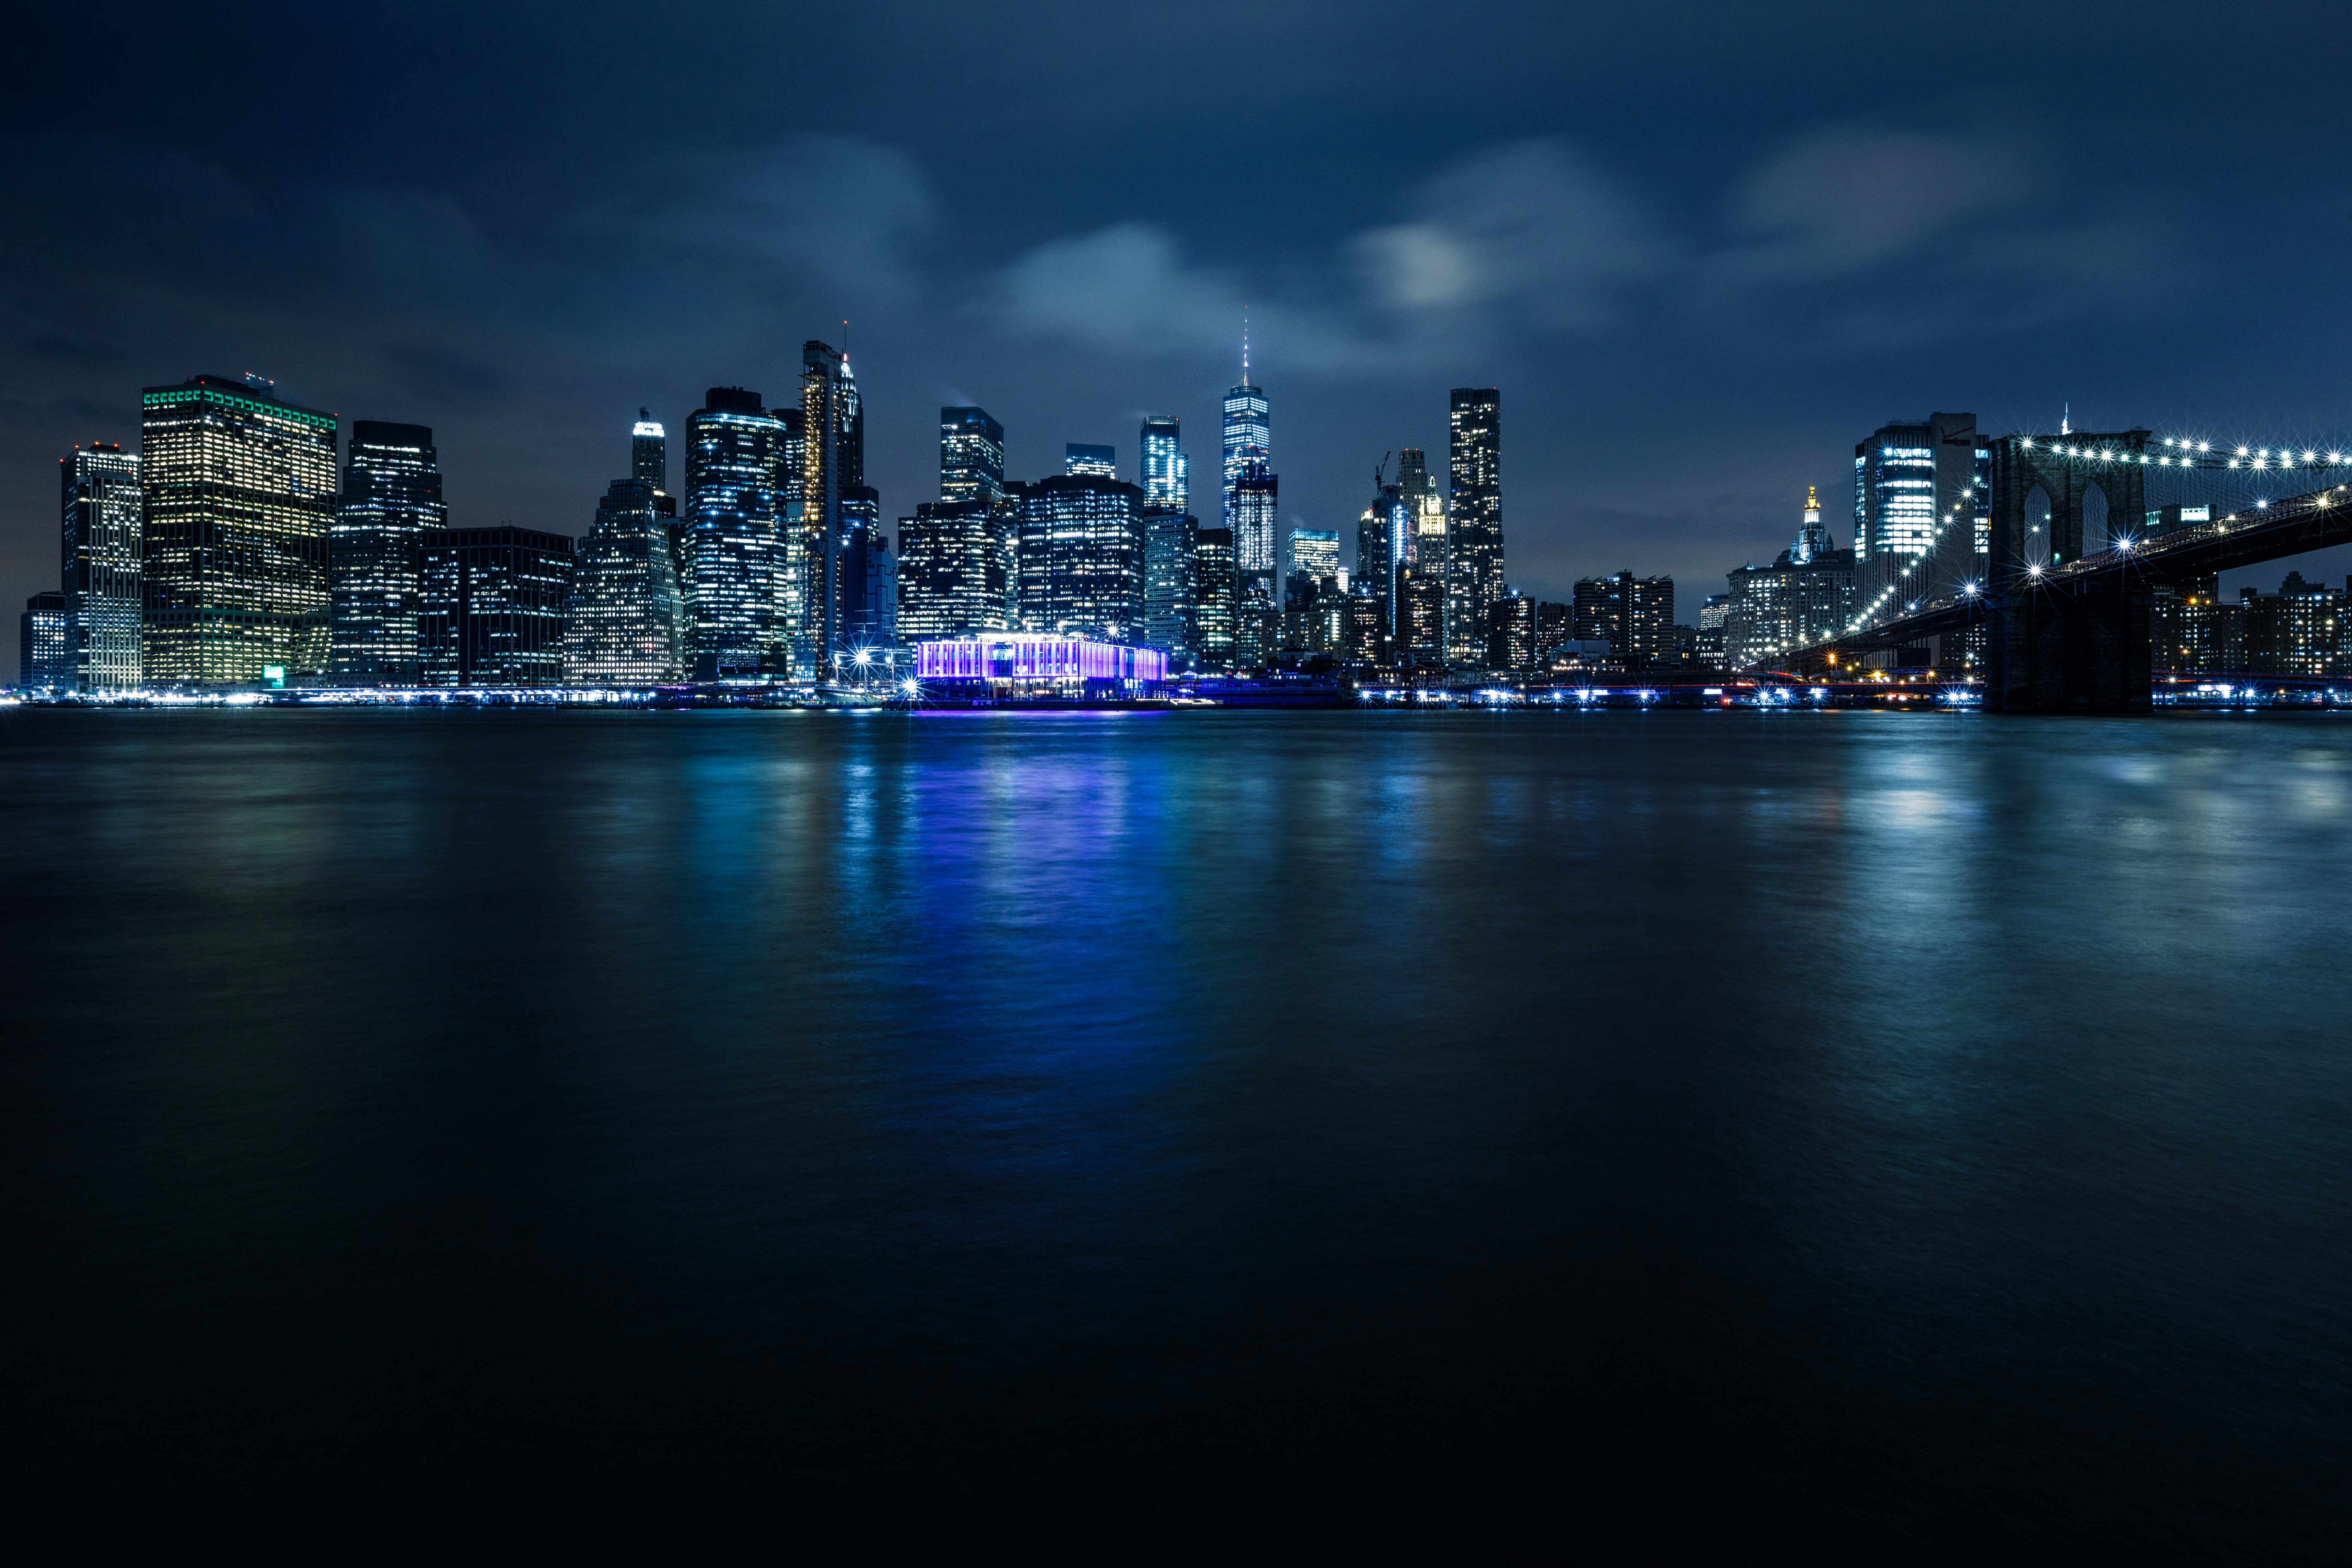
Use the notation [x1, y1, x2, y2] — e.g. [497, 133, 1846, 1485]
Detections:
[1785, 429, 2352, 711]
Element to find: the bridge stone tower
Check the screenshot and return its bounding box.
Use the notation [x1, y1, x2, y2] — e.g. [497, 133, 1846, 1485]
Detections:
[1983, 430, 2153, 712]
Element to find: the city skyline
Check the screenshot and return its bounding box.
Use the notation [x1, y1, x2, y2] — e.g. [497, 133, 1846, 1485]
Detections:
[11, 2, 2352, 671]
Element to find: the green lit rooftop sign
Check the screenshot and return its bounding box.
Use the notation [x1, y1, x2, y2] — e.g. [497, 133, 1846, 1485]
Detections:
[141, 387, 338, 431]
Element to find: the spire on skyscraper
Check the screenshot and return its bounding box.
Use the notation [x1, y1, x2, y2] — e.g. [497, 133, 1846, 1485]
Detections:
[1241, 310, 1250, 387]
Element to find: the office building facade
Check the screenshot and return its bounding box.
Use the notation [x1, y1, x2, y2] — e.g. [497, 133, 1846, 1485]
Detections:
[1015, 473, 1146, 642]
[1194, 525, 1238, 666]
[632, 410, 667, 495]
[1448, 388, 1503, 667]
[421, 526, 574, 686]
[899, 499, 1016, 640]
[331, 420, 445, 685]
[684, 387, 791, 677]
[941, 407, 1005, 505]
[1854, 411, 1979, 623]
[60, 442, 143, 690]
[1572, 571, 1675, 669]
[20, 593, 70, 689]
[141, 374, 337, 684]
[565, 479, 685, 685]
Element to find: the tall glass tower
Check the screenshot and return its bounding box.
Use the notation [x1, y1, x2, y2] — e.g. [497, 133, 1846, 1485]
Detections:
[940, 407, 1005, 504]
[141, 374, 338, 684]
[632, 410, 667, 495]
[1141, 416, 1187, 513]
[794, 341, 860, 676]
[60, 441, 142, 690]
[1140, 414, 1194, 661]
[566, 478, 684, 684]
[1447, 388, 1502, 666]
[684, 386, 788, 677]
[331, 421, 445, 685]
[1221, 335, 1272, 571]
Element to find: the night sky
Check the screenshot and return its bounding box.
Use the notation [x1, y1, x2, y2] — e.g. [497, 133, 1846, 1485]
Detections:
[9, 0, 2352, 677]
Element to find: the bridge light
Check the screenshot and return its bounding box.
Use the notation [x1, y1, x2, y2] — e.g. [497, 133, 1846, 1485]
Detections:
[2199, 442, 2211, 452]
[2333, 453, 2346, 464]
[2305, 450, 2318, 462]
[2237, 447, 2250, 456]
[2027, 564, 2043, 577]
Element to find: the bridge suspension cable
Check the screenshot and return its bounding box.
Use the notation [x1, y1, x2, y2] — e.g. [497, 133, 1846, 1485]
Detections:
[2018, 435, 2352, 472]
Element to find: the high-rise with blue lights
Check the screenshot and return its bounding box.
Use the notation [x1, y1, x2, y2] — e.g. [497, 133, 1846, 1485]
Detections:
[793, 341, 860, 676]
[59, 441, 142, 690]
[331, 421, 445, 685]
[1447, 388, 1503, 667]
[1065, 444, 1116, 479]
[1222, 342, 1272, 576]
[1016, 474, 1146, 642]
[632, 410, 668, 496]
[940, 407, 1005, 505]
[1854, 411, 1975, 625]
[565, 478, 685, 685]
[420, 526, 574, 686]
[1140, 415, 1194, 661]
[684, 386, 790, 677]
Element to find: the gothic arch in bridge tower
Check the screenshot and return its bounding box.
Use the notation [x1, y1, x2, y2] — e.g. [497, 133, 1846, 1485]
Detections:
[2021, 483, 2053, 570]
[2081, 483, 2110, 555]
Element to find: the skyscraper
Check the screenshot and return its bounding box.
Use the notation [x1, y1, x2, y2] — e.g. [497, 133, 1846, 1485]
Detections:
[1358, 476, 1410, 641]
[1854, 412, 1975, 622]
[941, 407, 1005, 505]
[898, 501, 1015, 639]
[1140, 415, 1194, 660]
[60, 442, 142, 691]
[1289, 528, 1339, 586]
[141, 374, 337, 684]
[331, 421, 445, 685]
[420, 526, 574, 686]
[1222, 341, 1271, 558]
[20, 593, 69, 689]
[1065, 444, 1117, 478]
[1572, 571, 1675, 668]
[1194, 526, 1238, 666]
[632, 410, 667, 495]
[565, 478, 685, 685]
[1014, 473, 1146, 641]
[1140, 416, 1187, 513]
[1448, 388, 1503, 667]
[684, 387, 789, 677]
[793, 341, 858, 676]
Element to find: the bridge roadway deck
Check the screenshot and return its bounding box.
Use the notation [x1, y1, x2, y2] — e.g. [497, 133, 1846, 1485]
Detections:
[1782, 479, 2352, 672]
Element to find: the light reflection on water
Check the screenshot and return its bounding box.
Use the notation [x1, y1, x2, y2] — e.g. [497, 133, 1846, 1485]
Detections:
[3, 707, 2348, 1543]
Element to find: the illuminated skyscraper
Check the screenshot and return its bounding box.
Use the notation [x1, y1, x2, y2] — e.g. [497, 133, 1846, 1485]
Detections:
[1358, 476, 1411, 642]
[1792, 484, 1829, 564]
[1397, 447, 1447, 662]
[684, 386, 789, 676]
[1289, 527, 1339, 585]
[632, 410, 667, 495]
[420, 526, 574, 686]
[1014, 474, 1145, 641]
[20, 593, 69, 689]
[1572, 571, 1675, 668]
[1854, 412, 1975, 621]
[941, 407, 1005, 504]
[1141, 416, 1187, 512]
[141, 374, 337, 684]
[565, 478, 685, 684]
[1194, 526, 1238, 666]
[1447, 388, 1502, 667]
[59, 442, 142, 690]
[1139, 415, 1194, 660]
[331, 421, 445, 685]
[1222, 337, 1271, 567]
[899, 500, 1015, 639]
[1065, 444, 1116, 478]
[792, 341, 860, 675]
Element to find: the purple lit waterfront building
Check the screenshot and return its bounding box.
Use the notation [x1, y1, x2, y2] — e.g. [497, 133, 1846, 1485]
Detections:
[916, 634, 1166, 687]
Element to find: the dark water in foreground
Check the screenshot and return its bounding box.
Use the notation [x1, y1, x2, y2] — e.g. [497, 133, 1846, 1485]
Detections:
[4, 708, 2348, 1550]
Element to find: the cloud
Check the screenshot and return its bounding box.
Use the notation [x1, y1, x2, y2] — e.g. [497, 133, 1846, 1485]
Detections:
[1722, 127, 2021, 280]
[999, 222, 1243, 353]
[992, 139, 1666, 372]
[650, 136, 936, 299]
[1352, 140, 1668, 327]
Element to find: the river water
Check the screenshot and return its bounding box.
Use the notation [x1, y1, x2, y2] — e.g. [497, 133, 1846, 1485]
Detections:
[4, 708, 2346, 1549]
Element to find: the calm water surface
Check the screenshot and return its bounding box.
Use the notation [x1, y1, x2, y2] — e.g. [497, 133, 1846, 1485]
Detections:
[4, 708, 2347, 1548]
